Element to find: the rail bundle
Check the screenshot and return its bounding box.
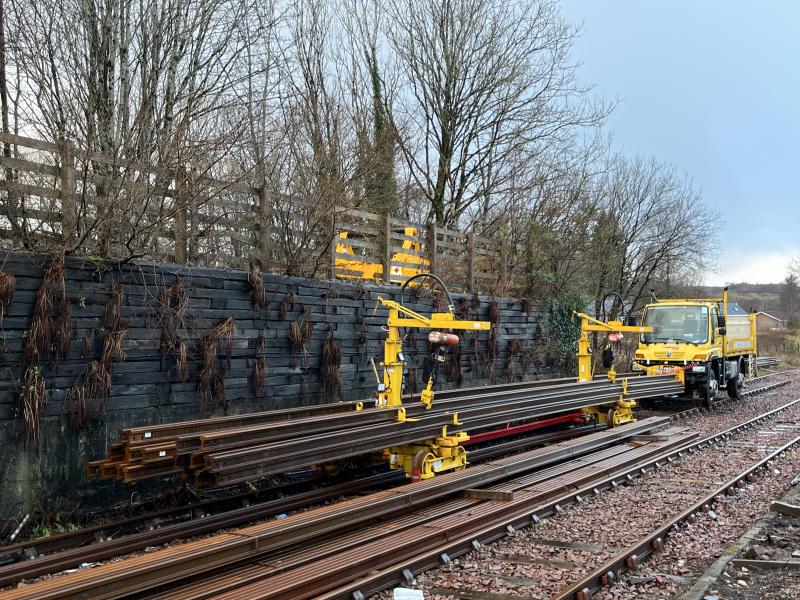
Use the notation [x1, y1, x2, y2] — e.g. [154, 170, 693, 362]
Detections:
[86, 375, 683, 486]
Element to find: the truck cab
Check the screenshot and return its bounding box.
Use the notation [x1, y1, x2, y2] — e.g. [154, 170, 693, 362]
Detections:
[633, 291, 756, 406]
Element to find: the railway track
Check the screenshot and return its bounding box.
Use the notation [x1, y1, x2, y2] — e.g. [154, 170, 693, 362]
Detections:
[306, 389, 800, 600]
[556, 432, 800, 600]
[0, 417, 677, 599]
[0, 373, 793, 598]
[0, 425, 592, 585]
[8, 373, 785, 570]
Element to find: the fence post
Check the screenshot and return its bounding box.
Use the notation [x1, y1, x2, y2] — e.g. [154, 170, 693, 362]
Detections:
[466, 233, 475, 293]
[257, 186, 272, 269]
[327, 208, 336, 280]
[426, 218, 436, 275]
[59, 139, 76, 249]
[383, 214, 392, 284]
[173, 166, 188, 263]
[499, 239, 508, 290]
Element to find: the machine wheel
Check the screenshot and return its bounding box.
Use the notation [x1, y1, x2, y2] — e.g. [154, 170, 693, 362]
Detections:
[607, 408, 617, 428]
[700, 376, 719, 409]
[727, 370, 744, 400]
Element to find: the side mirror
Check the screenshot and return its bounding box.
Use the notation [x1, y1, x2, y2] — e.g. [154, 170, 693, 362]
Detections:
[718, 327, 726, 336]
[717, 315, 726, 328]
[625, 314, 638, 326]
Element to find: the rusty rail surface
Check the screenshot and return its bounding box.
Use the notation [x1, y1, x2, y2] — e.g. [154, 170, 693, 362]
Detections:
[89, 376, 683, 485]
[304, 396, 800, 600]
[555, 430, 800, 599]
[0, 419, 672, 600]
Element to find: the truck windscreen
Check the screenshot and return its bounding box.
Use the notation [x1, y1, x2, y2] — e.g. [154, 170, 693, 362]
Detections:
[641, 305, 709, 344]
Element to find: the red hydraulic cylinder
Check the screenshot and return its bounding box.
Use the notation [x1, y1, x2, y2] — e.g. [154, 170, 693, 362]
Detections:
[463, 412, 586, 446]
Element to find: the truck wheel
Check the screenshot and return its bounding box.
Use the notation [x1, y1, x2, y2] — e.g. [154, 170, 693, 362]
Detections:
[727, 371, 744, 400]
[701, 377, 718, 409]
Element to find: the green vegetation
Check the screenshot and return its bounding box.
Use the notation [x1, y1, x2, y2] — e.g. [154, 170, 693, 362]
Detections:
[544, 291, 586, 373]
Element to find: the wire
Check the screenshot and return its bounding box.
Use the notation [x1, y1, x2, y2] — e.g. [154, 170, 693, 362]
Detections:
[600, 291, 627, 322]
[399, 273, 454, 312]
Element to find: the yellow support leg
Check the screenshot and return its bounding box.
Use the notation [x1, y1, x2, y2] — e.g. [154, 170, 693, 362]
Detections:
[582, 378, 637, 427]
[387, 417, 469, 480]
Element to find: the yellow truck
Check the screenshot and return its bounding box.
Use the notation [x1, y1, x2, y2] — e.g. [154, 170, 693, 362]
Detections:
[335, 227, 429, 284]
[632, 288, 757, 406]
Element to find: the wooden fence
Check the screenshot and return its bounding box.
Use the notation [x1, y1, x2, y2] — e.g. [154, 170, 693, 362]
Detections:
[0, 132, 526, 296]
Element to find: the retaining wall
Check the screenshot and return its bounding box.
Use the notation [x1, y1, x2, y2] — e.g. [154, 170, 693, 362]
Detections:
[0, 251, 554, 519]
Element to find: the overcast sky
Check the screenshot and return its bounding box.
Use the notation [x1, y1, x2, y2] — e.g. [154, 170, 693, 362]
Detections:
[559, 0, 799, 285]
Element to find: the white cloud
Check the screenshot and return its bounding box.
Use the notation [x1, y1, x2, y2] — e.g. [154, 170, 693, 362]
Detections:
[705, 250, 797, 285]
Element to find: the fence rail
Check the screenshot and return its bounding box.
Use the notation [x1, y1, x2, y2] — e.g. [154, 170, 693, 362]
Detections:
[0, 132, 527, 296]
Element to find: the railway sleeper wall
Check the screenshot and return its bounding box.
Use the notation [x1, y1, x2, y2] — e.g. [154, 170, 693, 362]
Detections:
[0, 251, 554, 519]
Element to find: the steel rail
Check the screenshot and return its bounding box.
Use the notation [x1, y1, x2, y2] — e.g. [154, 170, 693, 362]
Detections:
[141, 433, 696, 600]
[0, 473, 347, 563]
[94, 377, 663, 481]
[200, 381, 682, 485]
[555, 433, 800, 599]
[204, 433, 699, 600]
[0, 472, 402, 589]
[0, 419, 670, 600]
[0, 425, 595, 583]
[310, 396, 800, 600]
[118, 377, 609, 446]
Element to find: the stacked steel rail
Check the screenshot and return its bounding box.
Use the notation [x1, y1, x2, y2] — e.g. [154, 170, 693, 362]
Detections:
[0, 417, 678, 600]
[87, 376, 683, 485]
[3, 378, 795, 599]
[757, 355, 780, 369]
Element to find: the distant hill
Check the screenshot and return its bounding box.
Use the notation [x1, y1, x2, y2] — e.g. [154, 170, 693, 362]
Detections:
[682, 283, 784, 318]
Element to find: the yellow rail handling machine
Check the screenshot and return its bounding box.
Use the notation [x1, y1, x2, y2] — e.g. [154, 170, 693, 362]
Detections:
[573, 307, 658, 427]
[373, 273, 490, 480]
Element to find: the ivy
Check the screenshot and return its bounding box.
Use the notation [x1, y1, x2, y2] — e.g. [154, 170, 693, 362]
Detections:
[544, 290, 586, 374]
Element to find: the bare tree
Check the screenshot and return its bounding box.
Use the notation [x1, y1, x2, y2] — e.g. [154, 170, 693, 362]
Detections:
[386, 0, 607, 227]
[4, 0, 258, 261]
[586, 156, 717, 318]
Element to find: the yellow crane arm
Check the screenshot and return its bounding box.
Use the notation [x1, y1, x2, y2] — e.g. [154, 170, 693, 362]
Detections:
[573, 311, 653, 383]
[573, 311, 652, 334]
[374, 296, 490, 409]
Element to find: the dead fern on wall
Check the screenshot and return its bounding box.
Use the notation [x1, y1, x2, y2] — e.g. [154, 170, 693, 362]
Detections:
[445, 345, 463, 384]
[279, 292, 296, 320]
[24, 255, 72, 364]
[176, 342, 189, 382]
[0, 271, 15, 327]
[521, 297, 533, 316]
[157, 279, 189, 381]
[253, 333, 269, 398]
[247, 268, 269, 310]
[17, 365, 45, 446]
[454, 297, 469, 320]
[157, 279, 188, 354]
[321, 329, 342, 398]
[66, 281, 131, 426]
[321, 287, 340, 315]
[0, 271, 16, 353]
[288, 307, 313, 369]
[505, 338, 522, 381]
[18, 255, 72, 445]
[197, 317, 236, 416]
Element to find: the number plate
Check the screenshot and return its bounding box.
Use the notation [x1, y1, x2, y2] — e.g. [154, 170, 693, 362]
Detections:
[655, 366, 677, 375]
